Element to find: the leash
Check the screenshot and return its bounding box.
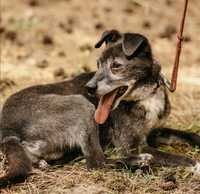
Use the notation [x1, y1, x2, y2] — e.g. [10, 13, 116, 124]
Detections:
[162, 0, 189, 92]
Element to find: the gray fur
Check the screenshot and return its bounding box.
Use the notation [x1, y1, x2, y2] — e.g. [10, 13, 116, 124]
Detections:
[0, 94, 104, 168]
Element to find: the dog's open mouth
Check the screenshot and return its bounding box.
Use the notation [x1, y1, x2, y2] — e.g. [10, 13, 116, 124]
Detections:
[95, 86, 128, 124]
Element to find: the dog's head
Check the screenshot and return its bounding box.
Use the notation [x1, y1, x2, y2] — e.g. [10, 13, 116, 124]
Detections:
[86, 30, 161, 124]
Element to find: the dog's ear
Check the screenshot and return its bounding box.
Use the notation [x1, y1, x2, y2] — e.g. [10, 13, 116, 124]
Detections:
[122, 33, 148, 57]
[95, 30, 121, 48]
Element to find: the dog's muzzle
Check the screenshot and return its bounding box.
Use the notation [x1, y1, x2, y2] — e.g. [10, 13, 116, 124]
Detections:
[85, 80, 97, 96]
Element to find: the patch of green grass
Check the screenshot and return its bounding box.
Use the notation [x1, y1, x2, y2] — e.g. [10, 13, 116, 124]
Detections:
[8, 17, 40, 31]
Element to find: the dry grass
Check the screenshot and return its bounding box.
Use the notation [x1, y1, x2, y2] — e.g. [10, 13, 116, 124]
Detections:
[1, 160, 200, 194]
[0, 0, 200, 193]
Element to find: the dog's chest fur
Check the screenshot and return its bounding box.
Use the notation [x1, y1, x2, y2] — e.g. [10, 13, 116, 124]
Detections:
[111, 85, 170, 139]
[108, 85, 170, 150]
[139, 86, 169, 129]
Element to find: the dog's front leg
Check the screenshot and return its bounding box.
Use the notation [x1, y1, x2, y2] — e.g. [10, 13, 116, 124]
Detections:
[80, 131, 106, 169]
[121, 153, 154, 168]
[142, 146, 196, 167]
[115, 147, 200, 175]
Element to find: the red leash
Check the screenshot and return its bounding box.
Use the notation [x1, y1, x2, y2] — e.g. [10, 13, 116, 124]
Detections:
[169, 0, 189, 92]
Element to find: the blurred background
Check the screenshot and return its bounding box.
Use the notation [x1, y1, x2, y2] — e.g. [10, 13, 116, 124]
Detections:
[0, 0, 200, 128]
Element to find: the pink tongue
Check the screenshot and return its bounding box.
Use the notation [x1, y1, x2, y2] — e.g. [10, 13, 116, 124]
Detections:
[95, 89, 118, 124]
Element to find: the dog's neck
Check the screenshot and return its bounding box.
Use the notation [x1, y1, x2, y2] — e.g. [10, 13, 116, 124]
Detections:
[117, 82, 159, 114]
[120, 79, 168, 129]
[124, 79, 162, 103]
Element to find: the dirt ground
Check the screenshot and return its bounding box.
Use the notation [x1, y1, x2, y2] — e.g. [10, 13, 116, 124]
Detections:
[0, 0, 200, 193]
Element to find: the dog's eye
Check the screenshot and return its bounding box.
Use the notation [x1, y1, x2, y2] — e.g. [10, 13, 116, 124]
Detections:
[110, 62, 124, 74]
[111, 62, 123, 69]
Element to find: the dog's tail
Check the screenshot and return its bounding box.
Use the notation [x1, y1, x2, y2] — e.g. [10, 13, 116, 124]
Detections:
[0, 136, 32, 188]
[147, 127, 200, 147]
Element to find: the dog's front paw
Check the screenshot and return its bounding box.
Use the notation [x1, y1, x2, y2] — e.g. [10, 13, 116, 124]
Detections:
[38, 160, 49, 170]
[138, 153, 154, 167]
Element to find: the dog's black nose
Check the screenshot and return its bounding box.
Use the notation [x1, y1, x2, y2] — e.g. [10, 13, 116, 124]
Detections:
[87, 86, 97, 96]
[85, 82, 97, 96]
[86, 85, 97, 96]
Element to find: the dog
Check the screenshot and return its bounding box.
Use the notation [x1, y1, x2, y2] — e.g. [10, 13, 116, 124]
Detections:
[0, 29, 200, 187]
